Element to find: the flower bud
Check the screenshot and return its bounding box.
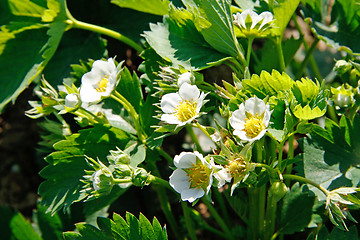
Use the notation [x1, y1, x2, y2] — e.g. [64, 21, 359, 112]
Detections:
[269, 182, 288, 202]
[65, 93, 81, 109]
[177, 72, 193, 87]
[331, 85, 354, 108]
[334, 60, 352, 75]
[131, 168, 151, 187]
[92, 169, 113, 194]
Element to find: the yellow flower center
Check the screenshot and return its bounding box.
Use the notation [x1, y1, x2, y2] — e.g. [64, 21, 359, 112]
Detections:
[244, 114, 265, 138]
[96, 76, 109, 92]
[186, 162, 209, 189]
[228, 157, 246, 177]
[175, 100, 197, 122]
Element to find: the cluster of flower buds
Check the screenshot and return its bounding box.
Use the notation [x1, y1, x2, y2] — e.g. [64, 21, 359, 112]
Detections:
[81, 147, 152, 200]
[330, 84, 355, 108]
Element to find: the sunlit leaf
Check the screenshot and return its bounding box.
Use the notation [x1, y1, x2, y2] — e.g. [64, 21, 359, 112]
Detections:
[111, 0, 170, 16]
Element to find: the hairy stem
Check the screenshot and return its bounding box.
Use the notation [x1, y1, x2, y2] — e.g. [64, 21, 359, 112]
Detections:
[282, 174, 330, 196]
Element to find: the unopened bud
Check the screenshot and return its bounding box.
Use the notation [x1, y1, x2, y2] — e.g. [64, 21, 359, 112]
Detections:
[334, 60, 352, 75]
[65, 93, 81, 109]
[131, 168, 150, 187]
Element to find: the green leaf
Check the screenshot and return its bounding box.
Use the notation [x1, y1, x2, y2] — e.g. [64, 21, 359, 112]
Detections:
[43, 31, 106, 87]
[254, 36, 303, 73]
[139, 213, 156, 240]
[329, 225, 359, 240]
[33, 203, 63, 240]
[279, 183, 316, 234]
[242, 70, 294, 98]
[116, 67, 143, 113]
[0, 0, 68, 112]
[39, 125, 131, 214]
[184, 0, 245, 58]
[272, 0, 301, 36]
[299, 115, 360, 199]
[111, 0, 170, 15]
[143, 5, 229, 69]
[0, 206, 42, 240]
[303, 0, 360, 55]
[64, 213, 167, 240]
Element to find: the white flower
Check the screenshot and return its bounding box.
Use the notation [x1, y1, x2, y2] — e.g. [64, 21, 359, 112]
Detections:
[169, 151, 214, 203]
[177, 72, 193, 87]
[161, 83, 206, 126]
[233, 9, 274, 34]
[80, 58, 119, 104]
[229, 96, 271, 141]
[65, 93, 80, 109]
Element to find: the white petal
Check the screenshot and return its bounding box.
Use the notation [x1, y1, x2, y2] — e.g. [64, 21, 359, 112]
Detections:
[161, 93, 182, 113]
[161, 114, 182, 125]
[79, 84, 101, 103]
[196, 92, 207, 112]
[245, 97, 266, 116]
[92, 58, 116, 76]
[259, 11, 273, 29]
[263, 108, 272, 126]
[179, 83, 200, 101]
[251, 129, 267, 141]
[169, 169, 190, 193]
[174, 152, 197, 168]
[177, 72, 192, 87]
[181, 188, 205, 203]
[233, 129, 253, 142]
[229, 107, 246, 130]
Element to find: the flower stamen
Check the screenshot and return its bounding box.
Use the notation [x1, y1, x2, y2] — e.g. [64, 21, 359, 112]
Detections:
[96, 76, 109, 92]
[244, 114, 265, 138]
[186, 163, 209, 189]
[175, 100, 197, 122]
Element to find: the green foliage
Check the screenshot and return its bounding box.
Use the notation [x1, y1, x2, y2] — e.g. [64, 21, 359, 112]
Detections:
[279, 183, 316, 234]
[183, 0, 245, 58]
[39, 125, 132, 214]
[63, 212, 167, 240]
[0, 206, 42, 240]
[111, 0, 171, 16]
[300, 115, 360, 198]
[303, 0, 360, 55]
[143, 4, 231, 69]
[272, 0, 301, 36]
[0, 0, 67, 112]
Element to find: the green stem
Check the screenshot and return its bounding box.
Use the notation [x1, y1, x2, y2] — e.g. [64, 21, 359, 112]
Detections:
[150, 175, 174, 190]
[181, 201, 198, 240]
[186, 125, 204, 154]
[54, 113, 72, 135]
[295, 38, 320, 80]
[156, 147, 173, 164]
[282, 174, 330, 196]
[148, 163, 183, 240]
[228, 57, 244, 75]
[285, 129, 294, 185]
[65, 13, 143, 53]
[276, 37, 286, 73]
[113, 178, 132, 184]
[255, 163, 274, 174]
[264, 190, 277, 240]
[246, 37, 254, 67]
[292, 15, 323, 81]
[213, 188, 231, 227]
[256, 141, 266, 239]
[248, 188, 260, 240]
[111, 91, 146, 142]
[194, 121, 220, 149]
[203, 199, 234, 240]
[78, 107, 105, 123]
